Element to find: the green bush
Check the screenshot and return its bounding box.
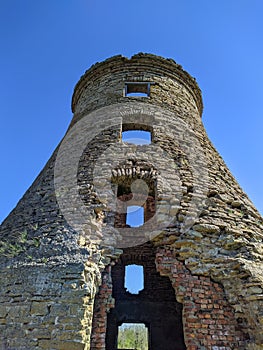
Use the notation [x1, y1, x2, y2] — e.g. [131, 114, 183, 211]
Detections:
[118, 323, 148, 350]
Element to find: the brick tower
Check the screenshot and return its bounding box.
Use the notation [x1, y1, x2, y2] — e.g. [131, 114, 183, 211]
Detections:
[0, 54, 262, 350]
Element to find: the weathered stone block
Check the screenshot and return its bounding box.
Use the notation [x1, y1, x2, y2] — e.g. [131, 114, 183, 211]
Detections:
[0, 305, 7, 318]
[30, 301, 49, 316]
[39, 339, 85, 350]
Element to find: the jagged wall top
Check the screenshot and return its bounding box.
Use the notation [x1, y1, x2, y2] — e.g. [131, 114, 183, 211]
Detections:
[71, 53, 203, 116]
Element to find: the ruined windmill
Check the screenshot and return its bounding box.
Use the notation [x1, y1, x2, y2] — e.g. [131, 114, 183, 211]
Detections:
[0, 54, 262, 350]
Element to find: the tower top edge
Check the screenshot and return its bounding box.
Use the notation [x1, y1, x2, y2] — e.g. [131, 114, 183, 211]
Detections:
[71, 53, 203, 115]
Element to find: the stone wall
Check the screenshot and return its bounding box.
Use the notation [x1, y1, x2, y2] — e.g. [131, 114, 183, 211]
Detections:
[0, 263, 99, 350]
[71, 53, 203, 128]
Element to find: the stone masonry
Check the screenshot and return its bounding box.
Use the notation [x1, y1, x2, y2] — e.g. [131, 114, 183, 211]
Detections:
[0, 53, 262, 349]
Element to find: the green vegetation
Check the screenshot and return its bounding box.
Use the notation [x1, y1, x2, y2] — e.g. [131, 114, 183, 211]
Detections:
[118, 323, 148, 350]
[0, 230, 28, 257]
[0, 240, 25, 257]
[0, 226, 41, 258]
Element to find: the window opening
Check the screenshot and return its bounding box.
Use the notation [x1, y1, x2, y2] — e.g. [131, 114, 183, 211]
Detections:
[124, 82, 151, 97]
[122, 130, 151, 145]
[118, 323, 148, 350]
[126, 205, 144, 227]
[125, 264, 144, 294]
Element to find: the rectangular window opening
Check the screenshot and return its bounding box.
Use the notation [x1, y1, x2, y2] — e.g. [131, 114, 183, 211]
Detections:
[122, 130, 151, 145]
[124, 82, 151, 97]
[126, 205, 144, 227]
[125, 264, 144, 294]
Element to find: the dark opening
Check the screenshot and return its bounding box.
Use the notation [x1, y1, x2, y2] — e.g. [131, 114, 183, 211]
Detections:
[124, 82, 151, 97]
[114, 180, 156, 231]
[106, 243, 186, 350]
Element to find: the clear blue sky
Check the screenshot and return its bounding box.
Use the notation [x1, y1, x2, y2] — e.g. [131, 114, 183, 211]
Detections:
[0, 0, 263, 224]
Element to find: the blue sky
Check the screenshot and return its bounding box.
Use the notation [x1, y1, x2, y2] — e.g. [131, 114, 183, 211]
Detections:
[0, 0, 263, 224]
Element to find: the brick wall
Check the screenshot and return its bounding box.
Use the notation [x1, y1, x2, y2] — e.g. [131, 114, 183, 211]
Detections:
[91, 245, 248, 350]
[156, 247, 248, 349]
[90, 265, 114, 350]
